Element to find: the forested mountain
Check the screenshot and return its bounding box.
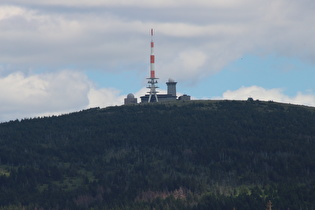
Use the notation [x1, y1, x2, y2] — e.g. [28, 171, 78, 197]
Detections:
[0, 100, 315, 209]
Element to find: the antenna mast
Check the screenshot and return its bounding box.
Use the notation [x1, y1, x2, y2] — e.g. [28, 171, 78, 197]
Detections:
[147, 28, 159, 102]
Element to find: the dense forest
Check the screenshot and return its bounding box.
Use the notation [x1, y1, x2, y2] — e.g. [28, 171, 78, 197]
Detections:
[0, 99, 315, 209]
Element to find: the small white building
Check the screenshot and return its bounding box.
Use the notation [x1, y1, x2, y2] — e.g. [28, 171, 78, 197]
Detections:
[124, 93, 137, 105]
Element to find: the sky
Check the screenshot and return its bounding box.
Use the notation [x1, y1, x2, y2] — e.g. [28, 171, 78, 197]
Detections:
[1, 0, 315, 122]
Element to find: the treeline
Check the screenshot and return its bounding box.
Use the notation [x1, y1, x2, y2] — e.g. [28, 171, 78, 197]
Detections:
[0, 100, 315, 209]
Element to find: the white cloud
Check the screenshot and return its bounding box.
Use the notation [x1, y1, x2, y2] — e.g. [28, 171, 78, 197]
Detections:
[0, 70, 126, 122]
[0, 6, 25, 20]
[158, 50, 208, 84]
[88, 88, 124, 108]
[1, 0, 315, 78]
[220, 86, 315, 107]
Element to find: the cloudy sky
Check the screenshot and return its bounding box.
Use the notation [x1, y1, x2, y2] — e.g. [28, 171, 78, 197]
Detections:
[1, 0, 315, 121]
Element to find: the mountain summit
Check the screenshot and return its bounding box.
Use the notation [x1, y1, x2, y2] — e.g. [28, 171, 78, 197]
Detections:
[0, 100, 314, 209]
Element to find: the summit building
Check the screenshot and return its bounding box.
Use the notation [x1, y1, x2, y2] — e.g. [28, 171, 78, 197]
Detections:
[124, 29, 190, 105]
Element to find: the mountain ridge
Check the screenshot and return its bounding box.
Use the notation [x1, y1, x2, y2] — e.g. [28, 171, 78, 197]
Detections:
[0, 99, 314, 209]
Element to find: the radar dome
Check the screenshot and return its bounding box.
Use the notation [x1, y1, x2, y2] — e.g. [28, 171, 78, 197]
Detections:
[127, 93, 135, 99]
[168, 78, 175, 82]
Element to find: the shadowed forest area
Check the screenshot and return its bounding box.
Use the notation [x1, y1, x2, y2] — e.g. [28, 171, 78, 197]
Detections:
[0, 100, 315, 209]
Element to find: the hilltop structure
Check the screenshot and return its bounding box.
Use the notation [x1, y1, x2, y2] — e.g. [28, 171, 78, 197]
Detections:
[124, 93, 137, 105]
[146, 28, 159, 103]
[124, 29, 190, 105]
[140, 78, 178, 103]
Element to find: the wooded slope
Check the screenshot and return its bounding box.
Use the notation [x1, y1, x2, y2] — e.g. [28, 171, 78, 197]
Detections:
[0, 100, 314, 209]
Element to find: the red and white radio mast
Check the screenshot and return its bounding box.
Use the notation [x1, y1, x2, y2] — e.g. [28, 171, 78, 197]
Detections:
[147, 28, 159, 102]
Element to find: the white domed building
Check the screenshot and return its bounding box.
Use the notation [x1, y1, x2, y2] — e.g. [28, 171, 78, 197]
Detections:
[124, 93, 137, 105]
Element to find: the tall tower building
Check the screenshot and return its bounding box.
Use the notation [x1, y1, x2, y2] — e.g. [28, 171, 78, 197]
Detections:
[166, 79, 177, 97]
[147, 28, 159, 103]
[131, 28, 191, 104]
